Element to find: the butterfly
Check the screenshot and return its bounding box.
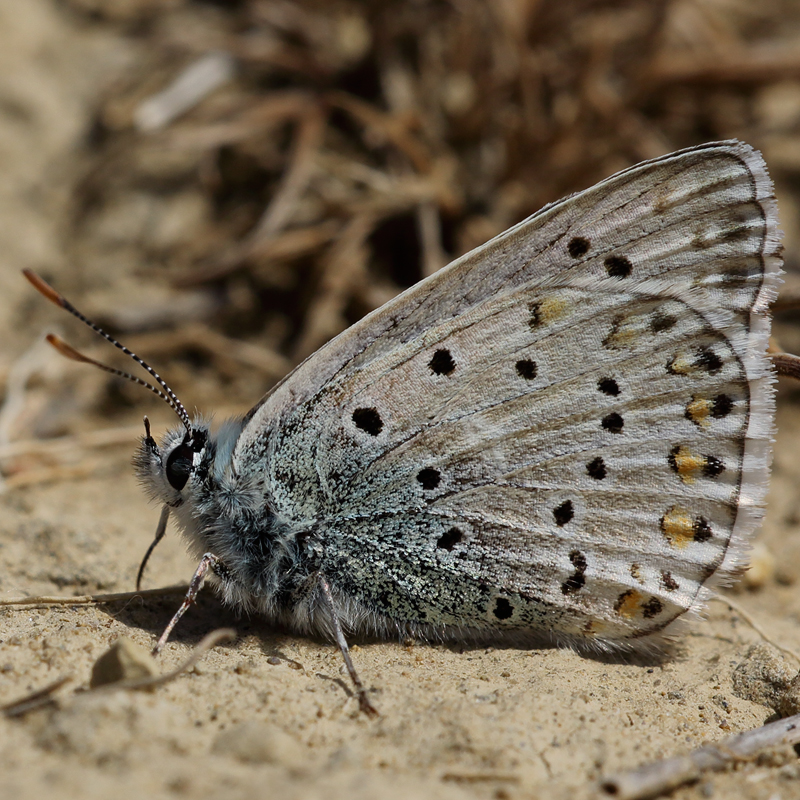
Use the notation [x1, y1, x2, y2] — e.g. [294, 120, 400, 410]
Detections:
[25, 139, 783, 716]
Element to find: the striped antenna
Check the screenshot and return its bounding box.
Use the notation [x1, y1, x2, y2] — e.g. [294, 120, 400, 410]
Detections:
[23, 270, 191, 432]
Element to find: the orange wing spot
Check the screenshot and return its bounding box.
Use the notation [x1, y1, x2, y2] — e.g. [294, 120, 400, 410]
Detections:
[685, 397, 712, 427]
[538, 295, 569, 325]
[667, 352, 694, 375]
[668, 444, 705, 484]
[660, 505, 695, 549]
[614, 589, 643, 619]
[603, 315, 640, 349]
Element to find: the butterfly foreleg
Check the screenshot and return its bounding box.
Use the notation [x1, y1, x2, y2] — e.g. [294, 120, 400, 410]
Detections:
[152, 552, 229, 656]
[136, 504, 170, 591]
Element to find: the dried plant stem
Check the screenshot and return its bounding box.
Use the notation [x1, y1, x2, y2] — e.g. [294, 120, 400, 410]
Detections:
[0, 585, 189, 609]
[0, 426, 142, 462]
[175, 220, 341, 286]
[711, 594, 800, 663]
[247, 104, 326, 243]
[417, 200, 447, 277]
[774, 275, 800, 311]
[1, 630, 235, 716]
[2, 675, 73, 717]
[651, 46, 800, 85]
[601, 712, 800, 800]
[129, 323, 291, 378]
[328, 91, 431, 172]
[772, 352, 800, 381]
[291, 212, 376, 360]
[3, 462, 99, 490]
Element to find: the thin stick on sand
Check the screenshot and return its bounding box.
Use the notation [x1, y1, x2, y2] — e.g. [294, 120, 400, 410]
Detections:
[601, 713, 800, 800]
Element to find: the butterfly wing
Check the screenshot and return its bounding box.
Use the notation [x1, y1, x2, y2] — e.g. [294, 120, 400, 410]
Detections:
[235, 140, 782, 646]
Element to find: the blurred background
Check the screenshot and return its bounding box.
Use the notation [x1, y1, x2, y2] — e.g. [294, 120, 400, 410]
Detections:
[1, 0, 800, 482]
[3, 7, 800, 796]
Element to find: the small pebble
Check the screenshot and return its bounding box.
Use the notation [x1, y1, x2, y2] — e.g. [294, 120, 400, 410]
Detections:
[90, 637, 158, 688]
[731, 644, 793, 711]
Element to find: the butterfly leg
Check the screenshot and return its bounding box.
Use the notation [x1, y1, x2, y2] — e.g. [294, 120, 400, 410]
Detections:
[317, 574, 379, 717]
[136, 504, 170, 591]
[152, 552, 227, 656]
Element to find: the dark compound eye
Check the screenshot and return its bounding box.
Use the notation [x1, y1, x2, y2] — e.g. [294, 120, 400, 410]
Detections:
[166, 442, 193, 491]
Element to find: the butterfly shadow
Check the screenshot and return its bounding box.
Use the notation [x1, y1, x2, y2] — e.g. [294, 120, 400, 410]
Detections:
[434, 632, 677, 669]
[106, 586, 241, 649]
[105, 588, 356, 675]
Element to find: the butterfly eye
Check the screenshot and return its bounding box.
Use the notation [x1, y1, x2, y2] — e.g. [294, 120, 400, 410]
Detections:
[166, 442, 194, 491]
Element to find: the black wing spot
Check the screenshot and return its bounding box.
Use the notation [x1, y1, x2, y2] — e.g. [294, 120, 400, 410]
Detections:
[417, 467, 441, 490]
[642, 597, 664, 619]
[665, 445, 723, 478]
[437, 527, 463, 551]
[429, 348, 456, 376]
[661, 571, 679, 592]
[696, 346, 723, 373]
[720, 210, 753, 243]
[602, 316, 622, 350]
[598, 377, 620, 396]
[665, 357, 679, 375]
[614, 590, 635, 615]
[667, 445, 684, 476]
[601, 412, 624, 433]
[493, 597, 514, 620]
[703, 455, 725, 478]
[650, 310, 678, 333]
[561, 549, 587, 595]
[352, 407, 383, 436]
[553, 500, 574, 526]
[568, 236, 590, 258]
[529, 302, 541, 329]
[515, 359, 537, 380]
[694, 517, 712, 542]
[605, 255, 632, 278]
[667, 445, 679, 473]
[586, 457, 606, 480]
[712, 393, 733, 418]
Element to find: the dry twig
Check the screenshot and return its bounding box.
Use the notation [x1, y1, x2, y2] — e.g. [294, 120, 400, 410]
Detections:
[291, 212, 376, 360]
[0, 585, 190, 610]
[601, 713, 800, 800]
[1, 676, 73, 718]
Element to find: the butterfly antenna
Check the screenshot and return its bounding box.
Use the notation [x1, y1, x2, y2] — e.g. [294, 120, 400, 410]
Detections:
[23, 270, 191, 432]
[45, 334, 191, 428]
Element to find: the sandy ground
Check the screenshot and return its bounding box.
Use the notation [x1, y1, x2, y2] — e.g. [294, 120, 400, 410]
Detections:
[3, 3, 800, 800]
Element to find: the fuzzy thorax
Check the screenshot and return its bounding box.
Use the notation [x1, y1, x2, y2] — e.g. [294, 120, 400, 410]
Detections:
[133, 416, 322, 620]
